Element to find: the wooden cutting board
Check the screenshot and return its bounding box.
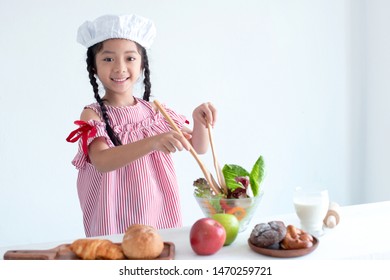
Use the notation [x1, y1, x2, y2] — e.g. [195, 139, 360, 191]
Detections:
[3, 242, 175, 260]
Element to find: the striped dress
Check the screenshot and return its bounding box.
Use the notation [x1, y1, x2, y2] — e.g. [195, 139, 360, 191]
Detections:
[71, 98, 185, 237]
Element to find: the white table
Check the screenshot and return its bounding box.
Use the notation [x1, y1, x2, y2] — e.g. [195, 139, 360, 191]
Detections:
[2, 201, 390, 260]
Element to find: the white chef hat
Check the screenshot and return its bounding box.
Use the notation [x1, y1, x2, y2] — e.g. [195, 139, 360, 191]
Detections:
[77, 14, 156, 49]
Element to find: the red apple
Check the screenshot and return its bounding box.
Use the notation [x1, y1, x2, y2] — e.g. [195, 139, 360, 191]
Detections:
[190, 218, 226, 255]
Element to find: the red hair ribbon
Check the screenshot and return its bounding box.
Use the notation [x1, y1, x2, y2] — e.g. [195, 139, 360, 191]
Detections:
[66, 120, 97, 155]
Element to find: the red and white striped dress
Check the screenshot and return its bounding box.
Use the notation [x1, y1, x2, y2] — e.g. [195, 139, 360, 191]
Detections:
[71, 98, 185, 237]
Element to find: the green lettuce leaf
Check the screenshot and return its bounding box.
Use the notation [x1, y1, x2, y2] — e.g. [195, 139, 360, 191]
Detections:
[249, 155, 265, 196]
[221, 155, 265, 197]
[222, 164, 250, 191]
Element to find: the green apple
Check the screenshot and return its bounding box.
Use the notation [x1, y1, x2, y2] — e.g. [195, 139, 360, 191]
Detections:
[212, 213, 239, 246]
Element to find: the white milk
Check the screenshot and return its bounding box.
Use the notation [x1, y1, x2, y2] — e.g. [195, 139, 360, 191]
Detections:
[293, 195, 329, 233]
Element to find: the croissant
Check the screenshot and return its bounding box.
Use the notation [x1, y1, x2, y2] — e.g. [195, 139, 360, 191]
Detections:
[69, 239, 125, 260]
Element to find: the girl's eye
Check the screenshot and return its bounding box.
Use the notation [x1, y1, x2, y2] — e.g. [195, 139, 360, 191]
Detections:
[103, 58, 114, 62]
[127, 57, 136, 61]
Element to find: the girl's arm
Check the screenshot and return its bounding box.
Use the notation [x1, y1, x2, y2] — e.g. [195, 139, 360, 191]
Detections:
[80, 108, 191, 173]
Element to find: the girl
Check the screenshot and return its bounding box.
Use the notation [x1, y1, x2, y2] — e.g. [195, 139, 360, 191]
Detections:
[66, 14, 217, 237]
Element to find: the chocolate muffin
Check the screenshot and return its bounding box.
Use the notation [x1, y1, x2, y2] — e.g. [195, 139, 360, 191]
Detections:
[249, 221, 287, 248]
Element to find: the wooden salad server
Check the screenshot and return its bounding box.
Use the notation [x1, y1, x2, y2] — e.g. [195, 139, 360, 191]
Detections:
[207, 122, 228, 194]
[153, 100, 221, 195]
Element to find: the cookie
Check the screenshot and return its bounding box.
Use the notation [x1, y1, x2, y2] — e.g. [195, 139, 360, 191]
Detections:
[249, 221, 287, 248]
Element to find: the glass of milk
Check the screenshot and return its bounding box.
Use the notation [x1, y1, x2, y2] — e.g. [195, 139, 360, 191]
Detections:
[293, 187, 329, 237]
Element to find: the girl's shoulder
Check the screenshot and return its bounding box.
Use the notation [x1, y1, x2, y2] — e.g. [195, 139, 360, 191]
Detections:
[137, 98, 172, 113]
[81, 102, 102, 121]
[136, 97, 152, 106]
[84, 102, 101, 111]
[134, 97, 157, 113]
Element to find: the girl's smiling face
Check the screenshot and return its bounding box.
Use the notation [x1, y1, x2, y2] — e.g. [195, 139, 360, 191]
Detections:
[95, 39, 142, 100]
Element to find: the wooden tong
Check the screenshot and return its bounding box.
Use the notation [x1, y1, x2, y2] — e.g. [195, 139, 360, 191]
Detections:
[207, 122, 228, 194]
[154, 100, 222, 195]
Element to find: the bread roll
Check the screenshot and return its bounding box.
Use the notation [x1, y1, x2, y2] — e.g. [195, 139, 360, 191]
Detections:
[122, 224, 164, 259]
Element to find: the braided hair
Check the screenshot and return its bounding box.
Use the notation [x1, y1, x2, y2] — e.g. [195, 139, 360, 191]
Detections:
[86, 41, 152, 146]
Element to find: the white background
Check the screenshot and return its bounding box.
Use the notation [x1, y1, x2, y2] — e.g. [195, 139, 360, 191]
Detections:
[0, 0, 389, 247]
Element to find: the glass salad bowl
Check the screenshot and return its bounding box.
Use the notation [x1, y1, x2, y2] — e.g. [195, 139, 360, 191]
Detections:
[194, 191, 264, 232]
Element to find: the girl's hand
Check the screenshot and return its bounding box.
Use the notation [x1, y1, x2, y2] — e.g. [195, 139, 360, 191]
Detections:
[192, 102, 217, 127]
[151, 131, 191, 154]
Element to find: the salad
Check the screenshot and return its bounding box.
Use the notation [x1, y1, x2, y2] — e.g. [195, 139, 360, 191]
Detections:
[193, 155, 265, 199]
[193, 155, 265, 228]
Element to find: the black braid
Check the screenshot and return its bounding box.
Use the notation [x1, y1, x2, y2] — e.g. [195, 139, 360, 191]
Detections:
[138, 45, 152, 101]
[86, 44, 122, 146]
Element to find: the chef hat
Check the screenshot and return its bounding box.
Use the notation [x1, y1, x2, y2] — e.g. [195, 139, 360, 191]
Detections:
[77, 14, 156, 49]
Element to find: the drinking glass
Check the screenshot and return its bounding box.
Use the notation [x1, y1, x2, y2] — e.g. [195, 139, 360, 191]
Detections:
[293, 187, 329, 237]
